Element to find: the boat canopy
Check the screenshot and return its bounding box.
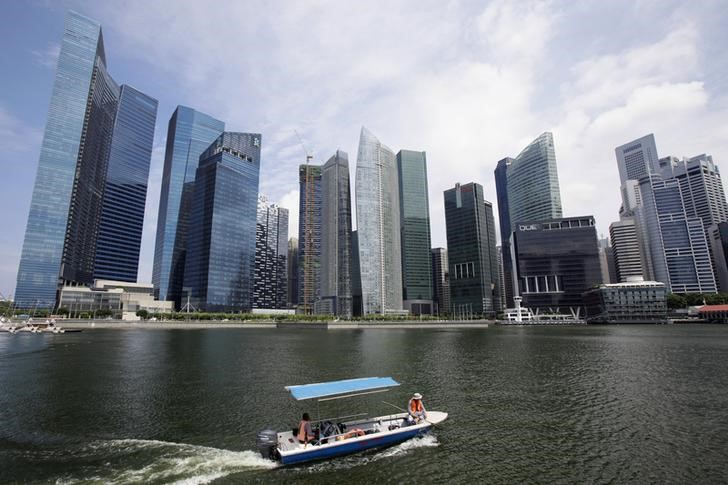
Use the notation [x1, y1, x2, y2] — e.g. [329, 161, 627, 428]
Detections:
[285, 377, 400, 401]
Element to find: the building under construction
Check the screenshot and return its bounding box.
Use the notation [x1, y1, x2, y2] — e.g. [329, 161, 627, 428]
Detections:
[297, 164, 322, 314]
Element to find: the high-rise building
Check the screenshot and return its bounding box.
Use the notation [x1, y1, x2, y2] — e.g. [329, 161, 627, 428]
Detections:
[708, 223, 728, 292]
[152, 106, 224, 305]
[609, 218, 646, 282]
[494, 134, 563, 309]
[93, 85, 158, 282]
[253, 195, 288, 310]
[183, 132, 261, 312]
[287, 238, 299, 308]
[431, 248, 451, 316]
[320, 151, 353, 316]
[638, 175, 716, 293]
[15, 11, 157, 309]
[616, 134, 659, 184]
[444, 183, 499, 317]
[512, 216, 602, 314]
[355, 127, 402, 314]
[351, 230, 363, 316]
[597, 237, 617, 284]
[298, 164, 322, 313]
[496, 246, 506, 311]
[397, 149, 433, 315]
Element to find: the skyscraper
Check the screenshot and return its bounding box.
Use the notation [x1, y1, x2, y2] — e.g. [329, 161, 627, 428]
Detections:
[494, 134, 563, 309]
[254, 195, 289, 310]
[616, 134, 659, 184]
[397, 150, 433, 315]
[355, 127, 402, 314]
[183, 132, 261, 312]
[320, 151, 353, 316]
[431, 248, 451, 316]
[444, 183, 499, 317]
[93, 85, 158, 282]
[287, 238, 299, 308]
[152, 106, 224, 305]
[351, 230, 363, 316]
[609, 218, 646, 282]
[15, 11, 157, 309]
[298, 164, 322, 313]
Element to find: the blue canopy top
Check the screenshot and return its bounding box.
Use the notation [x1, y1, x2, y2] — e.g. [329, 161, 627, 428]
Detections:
[285, 377, 400, 401]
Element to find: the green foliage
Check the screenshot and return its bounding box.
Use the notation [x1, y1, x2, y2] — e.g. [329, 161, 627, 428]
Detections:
[56, 307, 70, 316]
[79, 312, 91, 319]
[136, 309, 149, 320]
[668, 292, 728, 309]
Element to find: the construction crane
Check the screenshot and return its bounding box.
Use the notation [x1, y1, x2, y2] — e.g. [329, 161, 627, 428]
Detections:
[295, 131, 315, 315]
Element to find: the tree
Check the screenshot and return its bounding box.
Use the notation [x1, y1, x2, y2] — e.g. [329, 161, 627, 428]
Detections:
[136, 309, 149, 320]
[56, 307, 69, 316]
[667, 293, 687, 309]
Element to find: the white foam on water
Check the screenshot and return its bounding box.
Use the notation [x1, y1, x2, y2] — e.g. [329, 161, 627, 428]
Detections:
[61, 438, 277, 484]
[372, 434, 440, 460]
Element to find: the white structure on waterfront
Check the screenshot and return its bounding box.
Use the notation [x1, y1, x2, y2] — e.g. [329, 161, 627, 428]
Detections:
[355, 127, 403, 314]
[59, 280, 173, 319]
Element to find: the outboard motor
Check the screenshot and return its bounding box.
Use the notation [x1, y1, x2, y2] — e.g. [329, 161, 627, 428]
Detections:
[256, 429, 279, 460]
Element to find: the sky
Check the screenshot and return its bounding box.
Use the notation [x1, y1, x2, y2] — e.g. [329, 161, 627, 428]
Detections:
[1, 0, 728, 298]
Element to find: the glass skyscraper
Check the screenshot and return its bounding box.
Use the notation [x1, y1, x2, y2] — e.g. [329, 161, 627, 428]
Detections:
[397, 150, 433, 315]
[94, 85, 158, 282]
[183, 132, 261, 312]
[355, 127, 402, 314]
[431, 248, 450, 316]
[320, 151, 353, 317]
[16, 11, 157, 309]
[444, 182, 499, 317]
[494, 133, 563, 309]
[253, 195, 289, 310]
[152, 106, 224, 305]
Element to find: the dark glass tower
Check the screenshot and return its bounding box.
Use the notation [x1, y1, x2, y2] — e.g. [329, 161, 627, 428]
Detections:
[397, 150, 433, 315]
[15, 11, 157, 309]
[93, 85, 158, 282]
[253, 195, 289, 309]
[183, 132, 261, 312]
[152, 106, 224, 305]
[321, 151, 353, 316]
[431, 248, 450, 316]
[494, 157, 515, 308]
[444, 182, 499, 317]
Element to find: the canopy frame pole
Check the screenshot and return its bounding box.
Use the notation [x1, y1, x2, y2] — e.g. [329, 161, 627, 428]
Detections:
[317, 388, 390, 402]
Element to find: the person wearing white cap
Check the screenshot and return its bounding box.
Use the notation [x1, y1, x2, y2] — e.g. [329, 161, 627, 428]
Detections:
[408, 392, 427, 423]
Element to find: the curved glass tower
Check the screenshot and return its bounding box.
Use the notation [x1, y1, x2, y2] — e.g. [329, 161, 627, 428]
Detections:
[355, 127, 402, 314]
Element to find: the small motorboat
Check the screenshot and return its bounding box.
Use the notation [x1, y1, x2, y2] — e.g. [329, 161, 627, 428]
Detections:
[256, 377, 447, 465]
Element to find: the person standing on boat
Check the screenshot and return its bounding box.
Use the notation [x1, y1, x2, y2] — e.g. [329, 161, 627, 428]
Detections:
[408, 393, 427, 423]
[297, 413, 316, 445]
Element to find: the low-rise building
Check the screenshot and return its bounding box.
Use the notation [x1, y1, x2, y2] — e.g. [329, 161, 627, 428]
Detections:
[697, 305, 728, 323]
[59, 280, 173, 319]
[583, 277, 667, 324]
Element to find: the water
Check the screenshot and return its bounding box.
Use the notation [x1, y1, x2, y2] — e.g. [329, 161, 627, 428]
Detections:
[1, 325, 728, 483]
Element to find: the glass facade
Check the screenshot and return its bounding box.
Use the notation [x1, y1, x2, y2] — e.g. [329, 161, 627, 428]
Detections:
[512, 216, 602, 313]
[321, 151, 353, 317]
[444, 183, 499, 317]
[397, 150, 433, 313]
[253, 195, 289, 309]
[297, 164, 322, 313]
[183, 133, 261, 312]
[494, 157, 515, 308]
[431, 248, 450, 316]
[152, 107, 224, 305]
[94, 85, 158, 282]
[355, 127, 402, 314]
[583, 281, 667, 324]
[287, 237, 299, 308]
[16, 11, 157, 309]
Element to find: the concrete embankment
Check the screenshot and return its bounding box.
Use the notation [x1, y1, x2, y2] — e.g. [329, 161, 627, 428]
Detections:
[39, 320, 492, 330]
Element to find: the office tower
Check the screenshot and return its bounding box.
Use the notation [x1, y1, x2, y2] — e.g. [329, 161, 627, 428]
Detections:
[444, 182, 499, 317]
[708, 223, 728, 292]
[615, 134, 659, 184]
[597, 237, 617, 284]
[183, 132, 261, 312]
[287, 238, 299, 308]
[93, 85, 158, 282]
[320, 151, 353, 316]
[512, 216, 602, 314]
[254, 195, 289, 309]
[609, 218, 646, 282]
[355, 127, 403, 314]
[431, 248, 451, 316]
[152, 106, 224, 305]
[15, 11, 157, 309]
[397, 150, 433, 315]
[496, 246, 506, 311]
[638, 176, 716, 293]
[494, 134, 562, 308]
[351, 230, 363, 316]
[298, 164, 322, 313]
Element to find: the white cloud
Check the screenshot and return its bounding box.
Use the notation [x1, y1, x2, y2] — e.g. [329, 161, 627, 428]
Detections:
[30, 42, 60, 69]
[278, 189, 300, 240]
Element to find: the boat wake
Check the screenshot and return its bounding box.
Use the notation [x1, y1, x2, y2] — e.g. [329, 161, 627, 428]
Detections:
[58, 438, 277, 484]
[372, 433, 440, 460]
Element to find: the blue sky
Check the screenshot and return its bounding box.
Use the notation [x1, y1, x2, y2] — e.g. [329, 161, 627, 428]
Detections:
[1, 0, 728, 297]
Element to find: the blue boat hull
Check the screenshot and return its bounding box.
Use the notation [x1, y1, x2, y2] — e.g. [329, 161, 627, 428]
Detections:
[280, 426, 427, 465]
